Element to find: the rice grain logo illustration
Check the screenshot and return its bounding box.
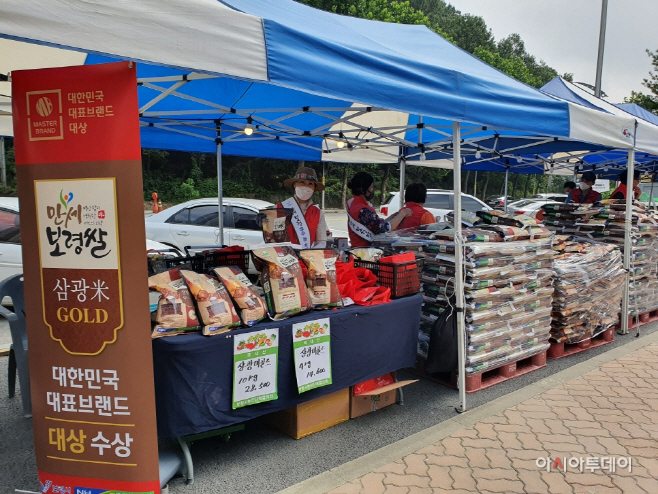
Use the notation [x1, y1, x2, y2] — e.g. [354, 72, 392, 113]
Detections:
[35, 96, 53, 117]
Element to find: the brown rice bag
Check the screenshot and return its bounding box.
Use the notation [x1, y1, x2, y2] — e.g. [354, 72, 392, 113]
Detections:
[299, 249, 343, 309]
[213, 266, 267, 327]
[251, 246, 312, 320]
[148, 267, 200, 338]
[179, 270, 241, 336]
[259, 207, 293, 243]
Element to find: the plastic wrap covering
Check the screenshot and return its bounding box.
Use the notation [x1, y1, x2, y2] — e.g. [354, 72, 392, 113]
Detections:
[373, 219, 554, 373]
[543, 199, 658, 319]
[420, 238, 554, 374]
[550, 238, 625, 344]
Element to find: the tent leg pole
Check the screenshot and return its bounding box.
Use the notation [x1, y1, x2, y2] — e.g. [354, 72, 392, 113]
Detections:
[473, 171, 477, 198]
[322, 163, 326, 210]
[0, 137, 5, 187]
[453, 121, 467, 414]
[216, 136, 224, 246]
[650, 178, 655, 211]
[620, 148, 634, 335]
[399, 157, 406, 210]
[503, 167, 510, 213]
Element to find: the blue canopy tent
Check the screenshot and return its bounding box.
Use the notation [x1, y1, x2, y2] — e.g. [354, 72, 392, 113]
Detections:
[0, 0, 644, 415]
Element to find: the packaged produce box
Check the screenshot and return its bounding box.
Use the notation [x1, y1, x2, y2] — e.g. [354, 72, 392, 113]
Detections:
[349, 375, 417, 419]
[267, 388, 349, 439]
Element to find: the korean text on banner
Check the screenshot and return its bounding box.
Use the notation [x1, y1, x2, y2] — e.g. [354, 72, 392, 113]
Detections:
[12, 62, 160, 493]
[292, 318, 332, 393]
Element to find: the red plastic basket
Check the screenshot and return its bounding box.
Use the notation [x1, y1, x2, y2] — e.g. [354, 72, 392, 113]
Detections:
[353, 258, 423, 298]
[199, 250, 249, 273]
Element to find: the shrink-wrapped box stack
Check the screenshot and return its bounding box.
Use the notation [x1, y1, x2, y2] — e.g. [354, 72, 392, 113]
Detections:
[389, 211, 556, 374]
[542, 199, 658, 319]
[551, 236, 625, 343]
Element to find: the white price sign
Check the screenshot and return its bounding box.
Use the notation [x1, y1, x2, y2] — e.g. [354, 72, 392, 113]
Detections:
[292, 318, 332, 393]
[232, 328, 279, 409]
[593, 179, 610, 193]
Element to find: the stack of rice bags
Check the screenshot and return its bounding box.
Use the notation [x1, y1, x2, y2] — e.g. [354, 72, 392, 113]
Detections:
[411, 211, 555, 373]
[551, 236, 625, 343]
[542, 199, 658, 319]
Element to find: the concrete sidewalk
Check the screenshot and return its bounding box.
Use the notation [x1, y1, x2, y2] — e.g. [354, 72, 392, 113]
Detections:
[281, 331, 658, 494]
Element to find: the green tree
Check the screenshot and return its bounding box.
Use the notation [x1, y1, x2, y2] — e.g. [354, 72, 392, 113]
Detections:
[299, 0, 452, 40]
[473, 47, 542, 87]
[410, 0, 495, 52]
[624, 49, 658, 115]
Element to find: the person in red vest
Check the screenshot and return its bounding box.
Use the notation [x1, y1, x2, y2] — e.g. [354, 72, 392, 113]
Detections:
[398, 183, 436, 230]
[346, 172, 412, 247]
[611, 170, 641, 200]
[565, 171, 602, 205]
[277, 166, 328, 248]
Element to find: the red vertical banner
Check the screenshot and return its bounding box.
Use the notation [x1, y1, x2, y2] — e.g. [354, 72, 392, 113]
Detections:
[12, 62, 160, 493]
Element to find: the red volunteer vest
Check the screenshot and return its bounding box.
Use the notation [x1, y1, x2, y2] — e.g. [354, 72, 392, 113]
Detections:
[277, 201, 320, 246]
[347, 195, 375, 247]
[398, 202, 430, 230]
[570, 187, 601, 204]
[611, 183, 627, 199]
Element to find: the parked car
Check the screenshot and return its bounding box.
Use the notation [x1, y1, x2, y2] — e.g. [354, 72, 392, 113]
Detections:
[0, 196, 179, 284]
[145, 198, 275, 254]
[380, 190, 491, 222]
[533, 193, 568, 202]
[486, 195, 514, 208]
[510, 200, 562, 218]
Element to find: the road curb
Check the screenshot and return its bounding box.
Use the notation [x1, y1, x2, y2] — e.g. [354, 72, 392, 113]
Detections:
[276, 329, 658, 494]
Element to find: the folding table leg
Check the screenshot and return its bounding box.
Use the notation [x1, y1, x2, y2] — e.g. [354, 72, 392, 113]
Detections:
[177, 437, 194, 486]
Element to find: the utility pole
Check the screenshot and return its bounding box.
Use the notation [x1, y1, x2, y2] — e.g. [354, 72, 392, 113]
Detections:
[594, 0, 608, 98]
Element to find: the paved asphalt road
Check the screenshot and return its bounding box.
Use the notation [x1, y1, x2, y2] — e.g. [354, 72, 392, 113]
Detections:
[4, 319, 657, 493]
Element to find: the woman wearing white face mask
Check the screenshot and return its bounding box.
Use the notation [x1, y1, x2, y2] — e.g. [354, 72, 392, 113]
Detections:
[277, 166, 328, 248]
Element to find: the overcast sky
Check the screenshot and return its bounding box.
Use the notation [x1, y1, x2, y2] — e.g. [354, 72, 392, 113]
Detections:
[449, 0, 658, 103]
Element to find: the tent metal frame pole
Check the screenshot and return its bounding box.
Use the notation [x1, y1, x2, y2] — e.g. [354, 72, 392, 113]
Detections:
[216, 126, 224, 246]
[473, 170, 477, 198]
[453, 121, 467, 413]
[399, 156, 406, 209]
[620, 148, 634, 335]
[649, 176, 655, 211]
[322, 163, 326, 210]
[503, 167, 510, 213]
[0, 137, 5, 187]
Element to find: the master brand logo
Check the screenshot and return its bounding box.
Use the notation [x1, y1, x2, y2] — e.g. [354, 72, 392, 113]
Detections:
[26, 89, 63, 141]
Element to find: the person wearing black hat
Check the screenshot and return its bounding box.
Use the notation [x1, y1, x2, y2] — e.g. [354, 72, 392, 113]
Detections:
[563, 181, 577, 195]
[565, 171, 602, 204]
[277, 166, 328, 248]
[611, 170, 641, 200]
[345, 172, 412, 247]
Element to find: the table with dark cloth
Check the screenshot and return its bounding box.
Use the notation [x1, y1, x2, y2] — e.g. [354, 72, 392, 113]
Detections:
[152, 294, 422, 438]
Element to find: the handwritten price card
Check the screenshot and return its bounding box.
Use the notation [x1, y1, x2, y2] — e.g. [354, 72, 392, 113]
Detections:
[292, 318, 332, 393]
[232, 329, 279, 409]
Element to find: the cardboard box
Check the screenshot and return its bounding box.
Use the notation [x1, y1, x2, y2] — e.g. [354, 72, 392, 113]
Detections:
[349, 379, 417, 419]
[267, 388, 349, 439]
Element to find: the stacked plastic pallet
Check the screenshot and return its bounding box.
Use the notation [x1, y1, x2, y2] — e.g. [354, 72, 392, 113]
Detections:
[542, 200, 658, 319]
[551, 236, 625, 343]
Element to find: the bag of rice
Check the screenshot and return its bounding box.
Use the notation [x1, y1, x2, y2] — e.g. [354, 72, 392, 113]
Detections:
[148, 267, 200, 338]
[251, 246, 312, 320]
[479, 225, 531, 241]
[299, 249, 343, 309]
[213, 266, 267, 327]
[179, 270, 241, 335]
[259, 207, 293, 243]
[476, 210, 527, 228]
